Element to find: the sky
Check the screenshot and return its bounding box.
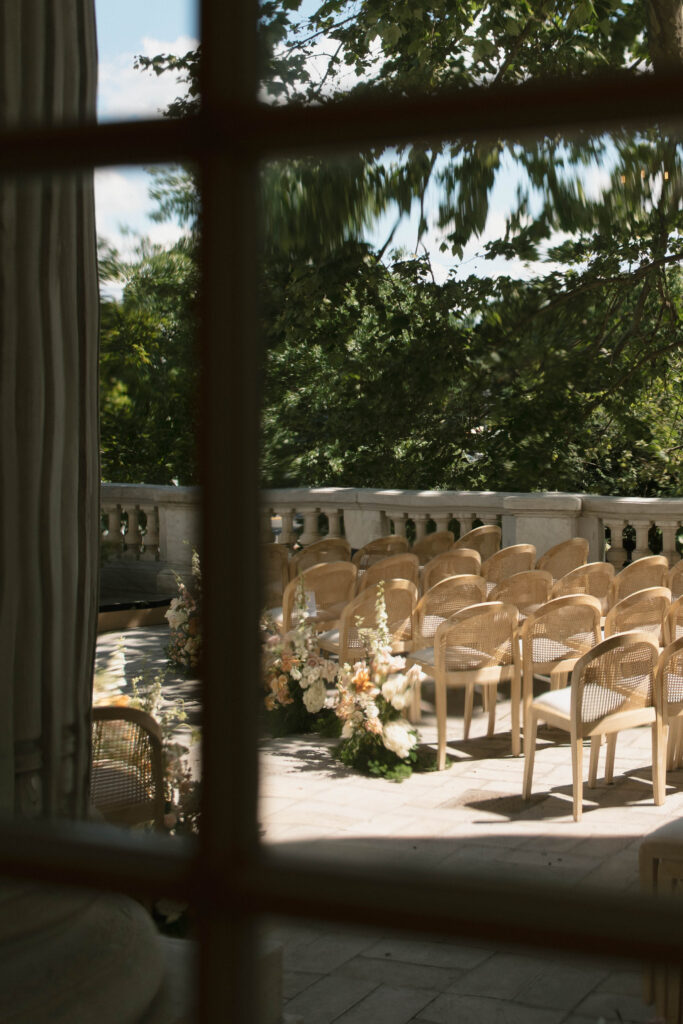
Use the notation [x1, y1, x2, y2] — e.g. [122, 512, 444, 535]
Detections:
[93, 1, 612, 287]
[94, 0, 198, 261]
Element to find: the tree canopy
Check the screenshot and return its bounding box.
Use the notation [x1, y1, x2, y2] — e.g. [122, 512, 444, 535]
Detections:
[100, 1, 683, 496]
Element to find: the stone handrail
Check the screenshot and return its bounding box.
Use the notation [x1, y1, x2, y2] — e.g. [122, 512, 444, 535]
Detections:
[99, 484, 683, 601]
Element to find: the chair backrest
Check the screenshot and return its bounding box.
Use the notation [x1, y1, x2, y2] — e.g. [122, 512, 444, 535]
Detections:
[550, 560, 615, 615]
[571, 631, 659, 731]
[656, 635, 683, 710]
[351, 535, 410, 570]
[289, 537, 351, 580]
[536, 537, 589, 583]
[487, 570, 553, 621]
[413, 574, 487, 646]
[336, 579, 417, 663]
[607, 555, 669, 608]
[91, 706, 165, 829]
[520, 594, 602, 671]
[481, 544, 536, 591]
[262, 543, 290, 607]
[666, 560, 683, 600]
[604, 586, 671, 642]
[453, 524, 501, 561]
[662, 594, 683, 646]
[411, 530, 454, 565]
[421, 548, 482, 592]
[282, 561, 357, 632]
[357, 552, 420, 593]
[434, 601, 518, 676]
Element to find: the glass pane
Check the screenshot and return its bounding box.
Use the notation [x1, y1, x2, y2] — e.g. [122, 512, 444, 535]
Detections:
[263, 914, 663, 1023]
[95, 0, 199, 122]
[95, 160, 202, 840]
[257, 2, 659, 106]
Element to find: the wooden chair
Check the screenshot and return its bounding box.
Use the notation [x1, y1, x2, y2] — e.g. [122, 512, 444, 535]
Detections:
[421, 548, 482, 592]
[356, 552, 420, 594]
[550, 561, 615, 617]
[408, 575, 487, 723]
[667, 560, 683, 601]
[536, 537, 589, 584]
[288, 537, 351, 580]
[607, 554, 669, 609]
[351, 535, 410, 570]
[481, 543, 536, 595]
[487, 570, 553, 623]
[639, 818, 683, 1024]
[604, 586, 671, 644]
[411, 530, 454, 565]
[657, 635, 683, 772]
[408, 602, 519, 769]
[522, 631, 665, 821]
[517, 595, 602, 758]
[277, 561, 357, 633]
[318, 579, 417, 665]
[262, 543, 289, 608]
[91, 707, 165, 829]
[663, 596, 683, 646]
[453, 524, 501, 561]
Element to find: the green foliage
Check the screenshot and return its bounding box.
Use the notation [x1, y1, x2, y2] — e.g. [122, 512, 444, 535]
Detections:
[99, 238, 199, 485]
[336, 731, 417, 781]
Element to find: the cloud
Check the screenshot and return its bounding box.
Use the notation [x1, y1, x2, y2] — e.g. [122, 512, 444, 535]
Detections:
[98, 34, 198, 121]
[94, 168, 188, 255]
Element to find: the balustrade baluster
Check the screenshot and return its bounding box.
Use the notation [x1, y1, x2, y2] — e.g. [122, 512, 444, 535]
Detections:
[391, 514, 408, 538]
[277, 510, 295, 546]
[456, 515, 474, 540]
[105, 506, 123, 556]
[124, 506, 142, 559]
[140, 505, 160, 560]
[413, 515, 429, 542]
[298, 509, 321, 546]
[326, 510, 342, 538]
[629, 518, 653, 561]
[658, 521, 681, 566]
[604, 518, 628, 568]
[432, 513, 451, 533]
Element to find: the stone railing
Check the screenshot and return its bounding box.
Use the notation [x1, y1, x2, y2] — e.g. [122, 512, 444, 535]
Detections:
[263, 488, 683, 566]
[99, 484, 683, 602]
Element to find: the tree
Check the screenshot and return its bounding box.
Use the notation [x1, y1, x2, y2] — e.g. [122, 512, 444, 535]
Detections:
[99, 238, 199, 485]
[116, 2, 683, 496]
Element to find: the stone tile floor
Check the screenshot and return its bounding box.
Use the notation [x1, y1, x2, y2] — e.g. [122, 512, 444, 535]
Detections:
[96, 626, 681, 1024]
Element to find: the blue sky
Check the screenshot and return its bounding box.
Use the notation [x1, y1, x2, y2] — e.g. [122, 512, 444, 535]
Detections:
[94, 0, 197, 263]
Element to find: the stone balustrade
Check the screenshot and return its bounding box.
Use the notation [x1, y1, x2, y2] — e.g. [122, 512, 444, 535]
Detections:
[99, 484, 683, 603]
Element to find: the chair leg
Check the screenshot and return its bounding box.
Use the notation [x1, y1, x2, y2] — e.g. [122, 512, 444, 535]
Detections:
[571, 736, 584, 822]
[522, 709, 538, 800]
[407, 678, 422, 725]
[652, 719, 669, 806]
[588, 735, 601, 789]
[435, 677, 448, 771]
[510, 662, 521, 756]
[487, 683, 497, 738]
[463, 683, 474, 741]
[605, 734, 617, 784]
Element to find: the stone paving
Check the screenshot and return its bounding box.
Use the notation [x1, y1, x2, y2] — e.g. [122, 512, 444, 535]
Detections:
[95, 626, 681, 1024]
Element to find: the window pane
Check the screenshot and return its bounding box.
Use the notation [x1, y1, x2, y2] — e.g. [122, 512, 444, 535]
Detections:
[257, 2, 662, 106]
[95, 0, 199, 123]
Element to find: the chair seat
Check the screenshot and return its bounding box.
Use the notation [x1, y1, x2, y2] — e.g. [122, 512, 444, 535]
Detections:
[533, 679, 655, 722]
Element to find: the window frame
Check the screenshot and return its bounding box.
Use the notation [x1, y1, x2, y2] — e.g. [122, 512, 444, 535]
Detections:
[0, 1, 683, 1021]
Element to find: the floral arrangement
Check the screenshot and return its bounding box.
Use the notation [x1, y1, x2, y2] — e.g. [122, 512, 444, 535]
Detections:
[128, 669, 201, 837]
[166, 550, 202, 673]
[335, 586, 422, 780]
[262, 577, 340, 736]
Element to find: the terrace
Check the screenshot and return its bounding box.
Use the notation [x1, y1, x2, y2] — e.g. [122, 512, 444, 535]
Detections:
[98, 481, 683, 1024]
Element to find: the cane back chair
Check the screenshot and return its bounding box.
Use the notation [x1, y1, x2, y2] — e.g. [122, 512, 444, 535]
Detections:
[275, 561, 357, 634]
[356, 552, 420, 594]
[481, 544, 536, 595]
[536, 537, 589, 584]
[318, 579, 417, 665]
[522, 632, 664, 821]
[288, 537, 351, 579]
[488, 570, 553, 624]
[351, 535, 410, 571]
[550, 561, 615, 617]
[604, 586, 671, 644]
[607, 555, 669, 609]
[91, 706, 165, 830]
[421, 548, 482, 592]
[453, 524, 501, 561]
[411, 530, 454, 566]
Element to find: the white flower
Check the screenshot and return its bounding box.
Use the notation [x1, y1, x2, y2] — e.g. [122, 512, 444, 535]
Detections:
[341, 719, 355, 739]
[382, 720, 416, 760]
[381, 674, 411, 711]
[303, 678, 326, 714]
